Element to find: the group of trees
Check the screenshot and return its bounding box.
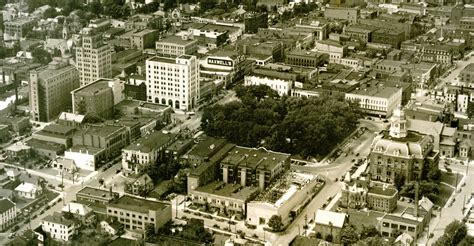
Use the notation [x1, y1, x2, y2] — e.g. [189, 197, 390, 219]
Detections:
[201, 85, 363, 158]
[434, 220, 472, 246]
[146, 219, 213, 244]
[398, 162, 443, 204]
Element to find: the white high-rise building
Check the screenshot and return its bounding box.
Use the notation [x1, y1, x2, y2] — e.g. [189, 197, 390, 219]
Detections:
[75, 27, 112, 86]
[146, 55, 199, 111]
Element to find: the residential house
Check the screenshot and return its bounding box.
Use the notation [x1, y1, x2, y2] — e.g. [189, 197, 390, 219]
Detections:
[313, 210, 347, 244]
[15, 183, 42, 200]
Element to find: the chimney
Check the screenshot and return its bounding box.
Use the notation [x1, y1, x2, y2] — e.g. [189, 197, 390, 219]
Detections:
[109, 186, 113, 197]
[414, 182, 419, 217]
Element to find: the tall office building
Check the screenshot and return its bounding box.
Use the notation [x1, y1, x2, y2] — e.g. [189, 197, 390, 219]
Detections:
[75, 27, 112, 86]
[30, 58, 80, 122]
[146, 55, 199, 111]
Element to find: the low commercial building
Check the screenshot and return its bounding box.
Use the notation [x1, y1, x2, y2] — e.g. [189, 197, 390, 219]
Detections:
[199, 50, 249, 87]
[121, 131, 178, 173]
[344, 24, 378, 43]
[313, 210, 347, 243]
[371, 29, 405, 49]
[190, 181, 259, 216]
[64, 145, 106, 171]
[155, 35, 198, 56]
[76, 186, 118, 207]
[246, 172, 322, 226]
[345, 85, 402, 118]
[0, 198, 16, 231]
[41, 213, 77, 242]
[285, 49, 326, 68]
[106, 195, 171, 234]
[32, 124, 75, 148]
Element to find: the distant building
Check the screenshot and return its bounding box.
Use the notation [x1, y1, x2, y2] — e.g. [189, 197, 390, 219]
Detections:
[121, 131, 178, 173]
[71, 78, 125, 119]
[369, 108, 439, 185]
[313, 210, 347, 244]
[345, 85, 402, 118]
[106, 195, 171, 234]
[41, 213, 77, 242]
[75, 27, 113, 86]
[371, 29, 405, 49]
[3, 17, 35, 40]
[125, 14, 161, 31]
[29, 58, 80, 122]
[155, 35, 198, 56]
[460, 63, 474, 85]
[146, 55, 199, 111]
[0, 198, 16, 231]
[324, 7, 359, 23]
[130, 29, 158, 50]
[419, 44, 453, 65]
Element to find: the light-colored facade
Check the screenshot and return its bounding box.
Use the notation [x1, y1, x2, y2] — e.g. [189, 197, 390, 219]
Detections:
[155, 35, 197, 56]
[15, 183, 42, 199]
[75, 28, 113, 86]
[122, 131, 177, 173]
[146, 55, 199, 111]
[106, 195, 171, 234]
[0, 198, 16, 231]
[30, 58, 80, 122]
[41, 214, 77, 242]
[345, 87, 402, 118]
[3, 17, 35, 40]
[244, 75, 292, 96]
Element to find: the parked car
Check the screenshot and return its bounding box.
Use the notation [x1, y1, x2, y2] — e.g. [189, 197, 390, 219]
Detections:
[8, 232, 16, 239]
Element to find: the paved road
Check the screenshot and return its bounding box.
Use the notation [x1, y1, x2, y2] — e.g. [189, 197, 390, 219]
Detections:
[419, 161, 474, 245]
[437, 55, 474, 89]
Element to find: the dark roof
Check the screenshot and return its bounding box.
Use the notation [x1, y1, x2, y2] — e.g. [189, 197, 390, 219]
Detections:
[369, 186, 398, 197]
[189, 137, 227, 159]
[107, 195, 170, 214]
[124, 131, 177, 153]
[77, 186, 117, 200]
[42, 213, 74, 226]
[0, 198, 15, 213]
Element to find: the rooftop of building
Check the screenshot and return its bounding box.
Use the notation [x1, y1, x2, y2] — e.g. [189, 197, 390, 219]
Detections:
[77, 124, 125, 138]
[107, 195, 169, 213]
[194, 181, 259, 201]
[132, 29, 157, 36]
[287, 49, 325, 57]
[345, 24, 379, 33]
[67, 145, 104, 155]
[25, 139, 64, 152]
[77, 186, 117, 200]
[347, 85, 401, 99]
[368, 185, 398, 197]
[190, 143, 236, 177]
[221, 146, 290, 171]
[124, 131, 177, 153]
[39, 124, 75, 135]
[462, 63, 474, 72]
[156, 35, 197, 45]
[42, 213, 75, 226]
[166, 138, 194, 153]
[188, 137, 228, 158]
[0, 198, 15, 214]
[72, 79, 113, 96]
[316, 39, 344, 48]
[314, 210, 347, 228]
[5, 17, 35, 25]
[34, 60, 75, 79]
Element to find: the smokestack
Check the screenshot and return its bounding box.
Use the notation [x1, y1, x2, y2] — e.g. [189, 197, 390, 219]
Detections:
[414, 182, 419, 217]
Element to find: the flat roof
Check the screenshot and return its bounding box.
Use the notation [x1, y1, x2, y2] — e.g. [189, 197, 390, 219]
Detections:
[78, 124, 125, 138]
[41, 124, 75, 135]
[221, 146, 290, 171]
[194, 181, 258, 201]
[347, 86, 401, 99]
[369, 186, 397, 197]
[77, 186, 117, 200]
[67, 145, 104, 154]
[26, 139, 64, 152]
[107, 195, 169, 214]
[189, 137, 227, 158]
[73, 79, 111, 96]
[124, 131, 177, 153]
[157, 35, 197, 45]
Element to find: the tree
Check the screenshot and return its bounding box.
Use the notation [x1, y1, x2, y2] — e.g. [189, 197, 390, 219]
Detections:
[325, 234, 333, 242]
[268, 215, 283, 232]
[340, 224, 359, 245]
[360, 225, 379, 239]
[434, 220, 467, 246]
[43, 7, 59, 19]
[428, 168, 442, 182]
[145, 223, 156, 242]
[468, 102, 474, 119]
[31, 47, 52, 65]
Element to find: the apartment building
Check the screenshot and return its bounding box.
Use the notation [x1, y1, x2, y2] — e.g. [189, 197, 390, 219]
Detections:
[146, 55, 199, 111]
[71, 78, 125, 119]
[155, 35, 198, 56]
[122, 131, 178, 173]
[106, 195, 171, 234]
[419, 44, 453, 64]
[0, 198, 16, 231]
[75, 27, 113, 86]
[30, 58, 80, 122]
[41, 213, 77, 242]
[221, 146, 290, 190]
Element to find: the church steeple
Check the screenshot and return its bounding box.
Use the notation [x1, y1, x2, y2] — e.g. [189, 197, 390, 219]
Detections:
[389, 106, 407, 138]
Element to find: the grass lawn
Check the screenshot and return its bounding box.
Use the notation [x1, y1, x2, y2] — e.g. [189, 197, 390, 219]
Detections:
[432, 184, 454, 207]
[440, 172, 463, 187]
[345, 209, 384, 230]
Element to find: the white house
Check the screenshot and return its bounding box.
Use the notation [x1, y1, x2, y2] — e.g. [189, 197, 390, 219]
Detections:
[14, 182, 42, 199]
[41, 213, 76, 242]
[0, 198, 17, 231]
[244, 75, 293, 96]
